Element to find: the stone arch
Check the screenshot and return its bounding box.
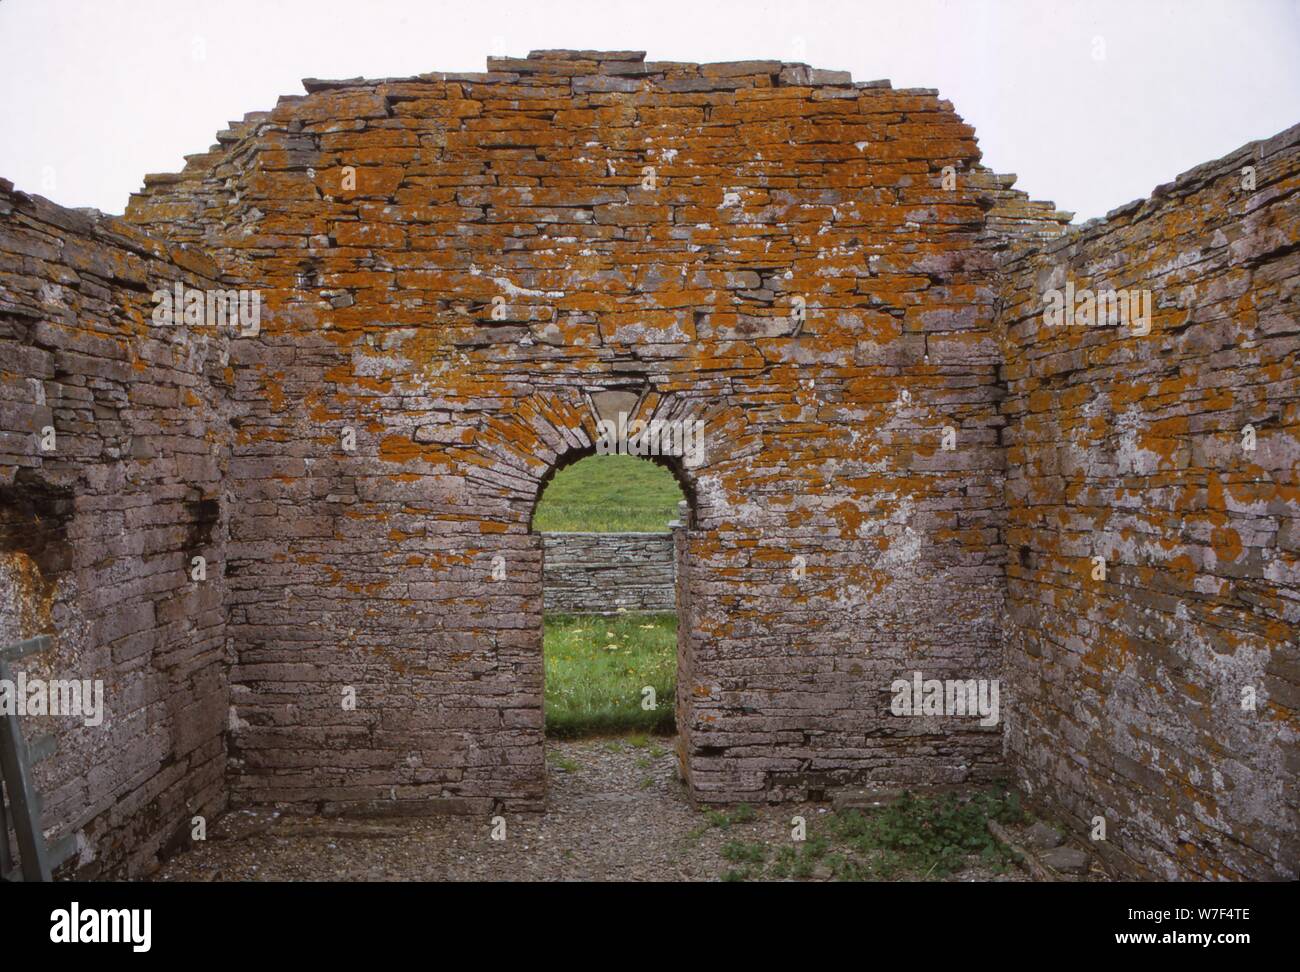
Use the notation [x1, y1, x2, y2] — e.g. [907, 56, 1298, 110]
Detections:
[443, 385, 710, 530]
[520, 389, 705, 528]
[528, 441, 697, 532]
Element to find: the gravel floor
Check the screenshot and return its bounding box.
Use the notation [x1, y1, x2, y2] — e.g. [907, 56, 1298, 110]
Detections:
[152, 736, 1044, 882]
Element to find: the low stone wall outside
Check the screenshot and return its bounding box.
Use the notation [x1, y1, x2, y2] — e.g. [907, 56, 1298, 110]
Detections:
[542, 531, 676, 614]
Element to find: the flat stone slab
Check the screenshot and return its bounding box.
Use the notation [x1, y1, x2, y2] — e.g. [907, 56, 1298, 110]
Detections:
[1024, 820, 1066, 849]
[1040, 845, 1090, 875]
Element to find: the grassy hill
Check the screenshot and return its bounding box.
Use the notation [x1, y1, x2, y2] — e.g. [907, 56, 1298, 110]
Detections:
[534, 454, 685, 532]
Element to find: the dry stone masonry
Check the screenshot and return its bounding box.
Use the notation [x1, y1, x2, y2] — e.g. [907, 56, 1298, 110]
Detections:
[542, 532, 677, 615]
[0, 183, 231, 876]
[997, 126, 1300, 880]
[0, 50, 1295, 880]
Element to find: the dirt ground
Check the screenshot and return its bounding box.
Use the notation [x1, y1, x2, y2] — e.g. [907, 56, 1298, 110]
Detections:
[152, 736, 1073, 882]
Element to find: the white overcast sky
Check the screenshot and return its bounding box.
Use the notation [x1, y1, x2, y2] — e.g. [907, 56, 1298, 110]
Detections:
[0, 0, 1296, 221]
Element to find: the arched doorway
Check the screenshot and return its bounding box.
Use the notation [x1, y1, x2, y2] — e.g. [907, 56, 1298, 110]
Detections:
[527, 434, 699, 794]
[534, 452, 687, 741]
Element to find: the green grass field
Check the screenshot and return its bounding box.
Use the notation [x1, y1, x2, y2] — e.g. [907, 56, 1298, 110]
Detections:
[544, 612, 677, 737]
[534, 454, 684, 533]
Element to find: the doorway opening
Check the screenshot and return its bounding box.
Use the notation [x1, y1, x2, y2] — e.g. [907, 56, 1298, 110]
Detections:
[532, 453, 688, 743]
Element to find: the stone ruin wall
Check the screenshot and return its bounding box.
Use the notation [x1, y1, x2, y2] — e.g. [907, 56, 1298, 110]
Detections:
[122, 49, 1069, 818]
[0, 49, 1293, 879]
[0, 181, 232, 877]
[996, 124, 1300, 880]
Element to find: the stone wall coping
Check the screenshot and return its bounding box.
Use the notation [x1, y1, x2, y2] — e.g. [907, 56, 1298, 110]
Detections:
[299, 50, 871, 96]
[542, 530, 674, 538]
[1002, 120, 1300, 268]
[0, 180, 224, 283]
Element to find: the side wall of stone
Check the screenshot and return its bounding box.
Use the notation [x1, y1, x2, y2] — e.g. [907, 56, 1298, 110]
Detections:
[996, 125, 1300, 879]
[0, 180, 233, 877]
[542, 531, 675, 614]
